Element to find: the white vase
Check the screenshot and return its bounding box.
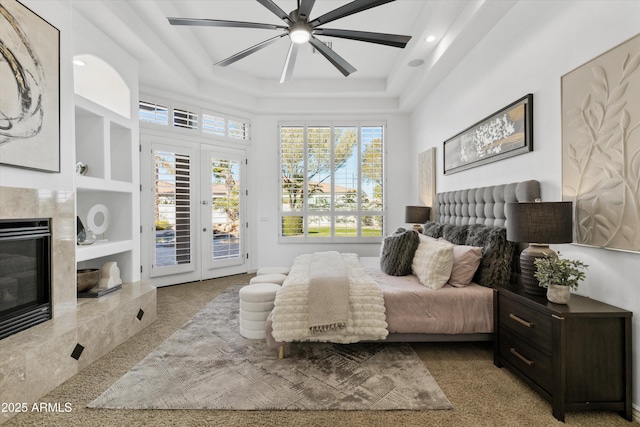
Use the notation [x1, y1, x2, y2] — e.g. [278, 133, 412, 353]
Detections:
[546, 284, 570, 304]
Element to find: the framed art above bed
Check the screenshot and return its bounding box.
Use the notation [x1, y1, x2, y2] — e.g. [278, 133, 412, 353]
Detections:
[444, 94, 533, 175]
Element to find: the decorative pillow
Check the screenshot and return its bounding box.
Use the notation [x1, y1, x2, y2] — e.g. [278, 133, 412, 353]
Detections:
[422, 221, 444, 239]
[411, 234, 454, 289]
[379, 228, 420, 276]
[465, 225, 515, 288]
[440, 239, 483, 287]
[441, 224, 470, 245]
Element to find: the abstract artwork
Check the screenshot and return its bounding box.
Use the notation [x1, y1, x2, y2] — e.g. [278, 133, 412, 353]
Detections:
[0, 0, 60, 172]
[562, 33, 640, 252]
[444, 94, 533, 175]
[418, 147, 436, 220]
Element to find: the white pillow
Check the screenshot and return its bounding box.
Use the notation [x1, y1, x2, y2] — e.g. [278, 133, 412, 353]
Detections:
[412, 234, 454, 289]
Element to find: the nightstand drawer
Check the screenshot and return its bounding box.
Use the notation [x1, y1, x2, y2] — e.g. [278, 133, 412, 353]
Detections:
[499, 328, 552, 393]
[498, 294, 552, 353]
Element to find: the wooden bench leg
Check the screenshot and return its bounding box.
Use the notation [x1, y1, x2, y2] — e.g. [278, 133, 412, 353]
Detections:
[278, 344, 285, 359]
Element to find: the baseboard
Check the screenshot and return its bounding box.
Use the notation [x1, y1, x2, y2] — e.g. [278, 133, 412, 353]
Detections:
[633, 404, 639, 423]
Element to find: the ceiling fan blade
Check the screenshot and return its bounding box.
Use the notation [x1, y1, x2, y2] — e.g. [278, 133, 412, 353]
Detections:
[310, 0, 395, 27]
[280, 43, 299, 83]
[309, 36, 357, 77]
[168, 17, 286, 30]
[314, 28, 411, 48]
[297, 0, 316, 21]
[215, 34, 287, 67]
[256, 0, 292, 25]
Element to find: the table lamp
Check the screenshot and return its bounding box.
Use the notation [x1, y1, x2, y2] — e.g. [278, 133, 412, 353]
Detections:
[506, 201, 573, 295]
[405, 206, 431, 233]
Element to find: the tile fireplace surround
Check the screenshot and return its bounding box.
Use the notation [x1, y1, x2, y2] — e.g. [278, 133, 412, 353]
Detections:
[0, 186, 156, 424]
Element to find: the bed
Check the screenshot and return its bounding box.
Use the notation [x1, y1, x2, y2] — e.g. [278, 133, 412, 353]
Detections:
[265, 180, 541, 356]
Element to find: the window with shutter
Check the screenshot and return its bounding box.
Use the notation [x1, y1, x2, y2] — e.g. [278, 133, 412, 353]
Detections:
[154, 150, 192, 269]
[279, 123, 385, 242]
[139, 101, 168, 125]
[173, 109, 198, 130]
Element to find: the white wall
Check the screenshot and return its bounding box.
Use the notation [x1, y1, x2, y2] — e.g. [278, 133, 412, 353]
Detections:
[251, 113, 413, 268]
[410, 0, 640, 408]
[0, 0, 73, 191]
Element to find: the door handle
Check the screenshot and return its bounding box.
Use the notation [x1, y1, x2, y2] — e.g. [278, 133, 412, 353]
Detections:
[203, 228, 207, 232]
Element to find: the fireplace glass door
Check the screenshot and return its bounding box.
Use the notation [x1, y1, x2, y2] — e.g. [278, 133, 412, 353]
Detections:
[0, 219, 51, 340]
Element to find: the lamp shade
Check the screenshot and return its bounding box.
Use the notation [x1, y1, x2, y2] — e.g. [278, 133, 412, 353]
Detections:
[506, 201, 573, 244]
[405, 206, 431, 224]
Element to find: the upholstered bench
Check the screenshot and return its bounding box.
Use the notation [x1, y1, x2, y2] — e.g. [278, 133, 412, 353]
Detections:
[256, 266, 290, 276]
[249, 273, 287, 285]
[239, 283, 281, 339]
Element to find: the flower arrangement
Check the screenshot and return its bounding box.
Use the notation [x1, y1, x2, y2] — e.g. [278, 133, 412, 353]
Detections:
[533, 251, 588, 291]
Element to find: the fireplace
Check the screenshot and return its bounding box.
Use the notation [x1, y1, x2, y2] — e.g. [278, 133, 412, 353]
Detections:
[0, 219, 52, 340]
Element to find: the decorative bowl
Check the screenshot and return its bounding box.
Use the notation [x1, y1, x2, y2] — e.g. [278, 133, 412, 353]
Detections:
[77, 268, 100, 292]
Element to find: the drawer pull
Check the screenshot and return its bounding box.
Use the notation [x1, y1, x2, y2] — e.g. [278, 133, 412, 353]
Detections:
[510, 348, 534, 366]
[509, 313, 533, 328]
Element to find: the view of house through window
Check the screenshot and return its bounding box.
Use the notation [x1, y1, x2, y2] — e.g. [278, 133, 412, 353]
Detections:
[280, 123, 384, 241]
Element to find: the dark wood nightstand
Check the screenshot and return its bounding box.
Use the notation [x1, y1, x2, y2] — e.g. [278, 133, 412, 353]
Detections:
[493, 285, 632, 422]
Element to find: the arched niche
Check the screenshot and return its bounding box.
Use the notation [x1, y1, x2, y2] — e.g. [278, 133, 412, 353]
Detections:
[73, 54, 131, 119]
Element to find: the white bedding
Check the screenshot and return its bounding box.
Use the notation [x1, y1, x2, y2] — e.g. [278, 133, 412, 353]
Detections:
[271, 253, 388, 344]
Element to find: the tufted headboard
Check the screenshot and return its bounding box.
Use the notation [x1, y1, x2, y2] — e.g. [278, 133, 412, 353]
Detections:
[435, 180, 540, 227]
[424, 180, 540, 288]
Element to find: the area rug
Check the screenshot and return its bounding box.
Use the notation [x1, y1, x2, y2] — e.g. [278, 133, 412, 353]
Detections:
[88, 284, 452, 411]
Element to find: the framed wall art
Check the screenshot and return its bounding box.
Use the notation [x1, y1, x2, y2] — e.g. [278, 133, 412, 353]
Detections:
[0, 0, 60, 172]
[443, 94, 533, 175]
[562, 33, 640, 252]
[418, 147, 436, 221]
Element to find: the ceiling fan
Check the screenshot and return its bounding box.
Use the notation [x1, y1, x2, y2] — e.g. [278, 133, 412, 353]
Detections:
[168, 0, 412, 83]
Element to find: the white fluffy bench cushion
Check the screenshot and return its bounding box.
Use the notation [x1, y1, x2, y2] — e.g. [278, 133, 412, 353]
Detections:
[239, 283, 281, 339]
[239, 283, 281, 302]
[250, 273, 287, 285]
[256, 267, 290, 275]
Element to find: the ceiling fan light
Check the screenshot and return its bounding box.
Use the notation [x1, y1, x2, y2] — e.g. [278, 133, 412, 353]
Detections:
[290, 27, 311, 44]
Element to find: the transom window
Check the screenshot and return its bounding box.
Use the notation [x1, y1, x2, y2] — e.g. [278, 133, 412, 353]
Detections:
[138, 98, 250, 142]
[279, 123, 385, 242]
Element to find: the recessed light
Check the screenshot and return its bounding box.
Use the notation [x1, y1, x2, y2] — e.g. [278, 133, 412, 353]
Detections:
[425, 35, 436, 43]
[73, 59, 86, 66]
[408, 59, 424, 67]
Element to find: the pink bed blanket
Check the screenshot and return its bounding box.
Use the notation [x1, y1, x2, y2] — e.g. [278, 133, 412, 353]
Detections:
[265, 256, 493, 348]
[358, 257, 493, 335]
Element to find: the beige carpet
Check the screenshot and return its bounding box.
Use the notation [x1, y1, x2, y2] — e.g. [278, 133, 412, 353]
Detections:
[4, 274, 636, 426]
[88, 284, 451, 411]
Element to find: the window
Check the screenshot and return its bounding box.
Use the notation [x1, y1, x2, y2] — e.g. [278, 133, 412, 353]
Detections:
[228, 118, 250, 140]
[173, 108, 198, 130]
[139, 99, 251, 142]
[153, 150, 192, 269]
[202, 113, 225, 136]
[280, 123, 384, 242]
[139, 101, 168, 125]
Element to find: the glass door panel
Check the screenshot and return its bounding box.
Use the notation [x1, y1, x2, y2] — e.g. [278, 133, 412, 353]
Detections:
[150, 144, 196, 278]
[202, 149, 245, 275]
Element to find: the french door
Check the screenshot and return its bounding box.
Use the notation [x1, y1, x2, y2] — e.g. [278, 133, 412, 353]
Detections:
[200, 148, 246, 275]
[141, 135, 247, 287]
